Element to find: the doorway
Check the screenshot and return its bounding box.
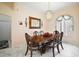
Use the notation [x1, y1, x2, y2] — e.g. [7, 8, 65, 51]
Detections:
[0, 14, 11, 49]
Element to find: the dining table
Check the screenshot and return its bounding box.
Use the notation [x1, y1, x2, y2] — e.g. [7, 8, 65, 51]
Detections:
[31, 33, 54, 54]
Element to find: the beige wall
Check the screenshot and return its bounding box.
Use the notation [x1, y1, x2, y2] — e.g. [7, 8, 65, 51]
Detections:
[46, 5, 79, 46]
[12, 3, 46, 47]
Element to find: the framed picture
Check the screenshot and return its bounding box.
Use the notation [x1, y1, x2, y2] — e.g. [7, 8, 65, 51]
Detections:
[29, 16, 41, 29]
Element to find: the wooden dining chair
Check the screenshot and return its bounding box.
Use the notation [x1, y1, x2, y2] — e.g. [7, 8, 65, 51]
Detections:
[58, 32, 64, 49]
[48, 31, 60, 57]
[25, 33, 39, 57]
[33, 31, 41, 50]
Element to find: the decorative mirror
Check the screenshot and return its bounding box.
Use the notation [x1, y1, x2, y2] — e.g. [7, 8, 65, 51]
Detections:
[29, 16, 41, 29]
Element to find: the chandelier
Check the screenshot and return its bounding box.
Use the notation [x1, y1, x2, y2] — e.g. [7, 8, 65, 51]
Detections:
[45, 2, 53, 20]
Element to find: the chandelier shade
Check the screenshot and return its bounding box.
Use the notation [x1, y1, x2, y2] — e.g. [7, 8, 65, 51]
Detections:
[45, 10, 53, 20]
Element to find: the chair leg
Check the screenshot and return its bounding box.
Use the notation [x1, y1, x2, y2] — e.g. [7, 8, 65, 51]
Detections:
[60, 43, 64, 49]
[40, 44, 44, 56]
[57, 44, 60, 53]
[25, 47, 28, 56]
[38, 45, 40, 50]
[30, 50, 32, 57]
[40, 48, 42, 56]
[52, 47, 55, 57]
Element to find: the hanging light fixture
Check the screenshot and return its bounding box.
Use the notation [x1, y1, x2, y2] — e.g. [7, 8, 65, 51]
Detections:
[45, 2, 53, 20]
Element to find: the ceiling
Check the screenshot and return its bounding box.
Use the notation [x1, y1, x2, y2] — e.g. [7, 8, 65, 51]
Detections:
[17, 2, 79, 12]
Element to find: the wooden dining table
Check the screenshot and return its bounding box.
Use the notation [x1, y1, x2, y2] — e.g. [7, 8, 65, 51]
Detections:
[31, 33, 54, 54]
[31, 34, 54, 44]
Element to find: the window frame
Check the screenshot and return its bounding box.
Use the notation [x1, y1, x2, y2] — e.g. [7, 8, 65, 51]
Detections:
[55, 15, 74, 36]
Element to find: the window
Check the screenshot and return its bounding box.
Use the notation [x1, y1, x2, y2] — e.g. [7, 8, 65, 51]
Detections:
[56, 15, 74, 36]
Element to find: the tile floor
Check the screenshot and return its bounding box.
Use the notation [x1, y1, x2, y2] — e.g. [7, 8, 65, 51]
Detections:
[0, 42, 79, 57]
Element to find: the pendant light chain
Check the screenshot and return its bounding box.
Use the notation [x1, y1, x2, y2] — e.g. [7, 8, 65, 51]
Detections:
[48, 2, 51, 10]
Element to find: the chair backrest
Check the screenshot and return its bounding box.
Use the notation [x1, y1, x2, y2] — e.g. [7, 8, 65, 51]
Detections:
[39, 31, 44, 35]
[54, 30, 59, 34]
[33, 31, 39, 36]
[25, 33, 31, 45]
[53, 30, 60, 41]
[60, 32, 64, 41]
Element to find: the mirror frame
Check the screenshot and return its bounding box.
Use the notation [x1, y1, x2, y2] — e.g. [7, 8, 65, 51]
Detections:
[29, 16, 41, 29]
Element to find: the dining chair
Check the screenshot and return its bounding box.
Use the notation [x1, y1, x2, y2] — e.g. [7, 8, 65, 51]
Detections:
[58, 32, 64, 49]
[48, 31, 60, 57]
[33, 31, 41, 50]
[25, 33, 39, 57]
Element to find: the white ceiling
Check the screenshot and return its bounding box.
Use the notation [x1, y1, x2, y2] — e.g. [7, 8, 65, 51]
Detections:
[17, 2, 79, 12]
